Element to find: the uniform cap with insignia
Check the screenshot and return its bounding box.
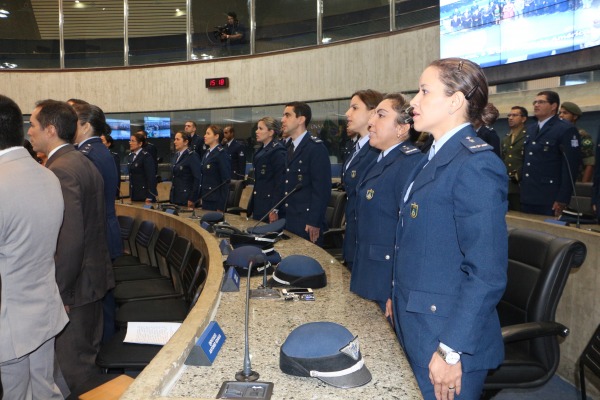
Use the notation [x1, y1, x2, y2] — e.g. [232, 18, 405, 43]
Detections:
[268, 255, 326, 288]
[224, 245, 274, 276]
[561, 102, 582, 117]
[280, 321, 372, 388]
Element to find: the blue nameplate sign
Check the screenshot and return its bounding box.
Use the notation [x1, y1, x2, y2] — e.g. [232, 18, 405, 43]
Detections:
[165, 208, 176, 215]
[143, 204, 152, 209]
[185, 321, 226, 366]
[544, 218, 568, 226]
[219, 239, 232, 255]
[221, 266, 240, 292]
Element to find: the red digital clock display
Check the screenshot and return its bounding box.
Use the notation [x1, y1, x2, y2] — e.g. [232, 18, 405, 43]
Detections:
[205, 77, 229, 89]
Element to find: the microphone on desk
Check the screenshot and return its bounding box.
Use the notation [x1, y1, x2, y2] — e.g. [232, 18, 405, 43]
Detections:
[248, 183, 302, 234]
[559, 144, 581, 229]
[236, 254, 265, 382]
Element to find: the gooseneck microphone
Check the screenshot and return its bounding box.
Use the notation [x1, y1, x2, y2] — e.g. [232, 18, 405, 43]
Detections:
[248, 183, 303, 233]
[559, 144, 581, 229]
[195, 179, 231, 208]
[236, 254, 265, 382]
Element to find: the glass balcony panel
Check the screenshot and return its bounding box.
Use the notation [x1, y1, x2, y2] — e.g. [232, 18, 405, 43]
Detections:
[255, 0, 317, 53]
[323, 0, 389, 44]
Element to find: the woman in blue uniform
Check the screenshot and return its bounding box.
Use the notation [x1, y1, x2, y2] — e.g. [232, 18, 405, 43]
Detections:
[247, 117, 286, 221]
[341, 89, 382, 270]
[169, 131, 202, 207]
[128, 131, 157, 204]
[351, 93, 422, 311]
[200, 125, 231, 211]
[392, 58, 508, 399]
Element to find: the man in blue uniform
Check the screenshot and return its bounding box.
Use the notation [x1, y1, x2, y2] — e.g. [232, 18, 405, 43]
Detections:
[280, 102, 331, 246]
[223, 125, 247, 180]
[184, 120, 205, 158]
[520, 90, 581, 216]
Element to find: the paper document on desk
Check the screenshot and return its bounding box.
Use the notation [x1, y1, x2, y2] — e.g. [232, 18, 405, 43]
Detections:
[124, 322, 182, 345]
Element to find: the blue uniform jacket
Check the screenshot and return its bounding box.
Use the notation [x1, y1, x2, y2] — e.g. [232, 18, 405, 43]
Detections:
[476, 125, 501, 157]
[520, 115, 581, 206]
[248, 140, 286, 220]
[169, 149, 202, 206]
[282, 133, 331, 245]
[128, 150, 157, 202]
[226, 139, 247, 180]
[78, 137, 123, 260]
[341, 141, 380, 264]
[200, 145, 231, 211]
[393, 126, 508, 372]
[350, 143, 422, 301]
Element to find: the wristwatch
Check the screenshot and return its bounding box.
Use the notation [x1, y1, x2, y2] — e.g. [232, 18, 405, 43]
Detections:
[437, 345, 460, 365]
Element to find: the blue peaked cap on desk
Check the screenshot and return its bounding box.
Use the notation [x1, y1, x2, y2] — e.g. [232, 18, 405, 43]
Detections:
[280, 322, 372, 388]
[224, 245, 274, 276]
[246, 218, 286, 235]
[268, 255, 326, 288]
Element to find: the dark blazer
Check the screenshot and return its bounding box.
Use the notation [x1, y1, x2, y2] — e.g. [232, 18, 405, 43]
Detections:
[520, 115, 581, 207]
[110, 150, 121, 192]
[78, 137, 123, 260]
[282, 133, 331, 245]
[247, 140, 286, 220]
[476, 125, 501, 157]
[226, 139, 247, 179]
[341, 140, 380, 264]
[46, 145, 114, 307]
[143, 141, 159, 174]
[200, 145, 232, 211]
[189, 134, 206, 158]
[128, 149, 158, 202]
[393, 126, 508, 372]
[350, 143, 422, 301]
[593, 141, 600, 217]
[170, 148, 202, 206]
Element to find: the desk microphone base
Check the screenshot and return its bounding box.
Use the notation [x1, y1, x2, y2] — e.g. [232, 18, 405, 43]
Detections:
[217, 381, 273, 399]
[249, 288, 281, 300]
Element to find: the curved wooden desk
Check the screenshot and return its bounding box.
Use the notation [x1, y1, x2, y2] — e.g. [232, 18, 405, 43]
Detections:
[115, 204, 422, 400]
[506, 212, 600, 390]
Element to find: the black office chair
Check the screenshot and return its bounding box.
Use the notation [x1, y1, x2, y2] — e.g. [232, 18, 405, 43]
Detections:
[117, 215, 135, 255]
[483, 228, 586, 397]
[113, 220, 156, 267]
[226, 179, 246, 215]
[579, 322, 600, 400]
[322, 189, 347, 252]
[113, 227, 177, 282]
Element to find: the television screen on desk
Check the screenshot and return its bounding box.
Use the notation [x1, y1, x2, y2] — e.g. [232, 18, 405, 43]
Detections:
[144, 116, 171, 138]
[440, 0, 600, 68]
[106, 118, 131, 140]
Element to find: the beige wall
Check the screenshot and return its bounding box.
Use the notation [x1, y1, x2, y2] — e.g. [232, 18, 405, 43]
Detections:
[0, 27, 438, 113]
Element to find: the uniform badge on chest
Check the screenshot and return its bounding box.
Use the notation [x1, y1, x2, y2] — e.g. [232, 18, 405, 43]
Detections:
[410, 203, 419, 218]
[366, 189, 374, 200]
[351, 170, 357, 179]
[207, 164, 211, 169]
[297, 174, 303, 182]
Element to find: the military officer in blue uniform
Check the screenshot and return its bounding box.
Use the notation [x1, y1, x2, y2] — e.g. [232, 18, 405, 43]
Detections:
[128, 131, 157, 203]
[520, 90, 581, 216]
[247, 117, 286, 221]
[200, 125, 231, 211]
[223, 125, 247, 180]
[340, 89, 382, 269]
[169, 131, 202, 207]
[279, 102, 331, 246]
[393, 59, 508, 399]
[351, 93, 422, 310]
[184, 120, 206, 158]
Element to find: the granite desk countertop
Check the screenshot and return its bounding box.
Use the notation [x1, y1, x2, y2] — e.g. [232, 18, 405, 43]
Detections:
[167, 213, 422, 400]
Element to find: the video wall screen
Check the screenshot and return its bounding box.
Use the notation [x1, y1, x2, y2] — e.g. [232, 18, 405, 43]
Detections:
[440, 0, 600, 67]
[143, 116, 171, 138]
[106, 118, 131, 140]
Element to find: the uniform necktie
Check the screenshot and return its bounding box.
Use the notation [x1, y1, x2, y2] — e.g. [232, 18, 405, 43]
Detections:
[287, 142, 295, 162]
[345, 142, 361, 170]
[175, 152, 181, 163]
[428, 144, 436, 161]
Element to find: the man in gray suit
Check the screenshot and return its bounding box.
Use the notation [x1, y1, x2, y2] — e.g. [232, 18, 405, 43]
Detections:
[29, 99, 115, 394]
[0, 95, 69, 399]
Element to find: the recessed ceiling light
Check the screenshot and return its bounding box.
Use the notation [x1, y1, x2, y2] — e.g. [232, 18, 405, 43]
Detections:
[75, 0, 80, 3]
[0, 14, 6, 18]
[0, 9, 10, 15]
[175, 8, 180, 12]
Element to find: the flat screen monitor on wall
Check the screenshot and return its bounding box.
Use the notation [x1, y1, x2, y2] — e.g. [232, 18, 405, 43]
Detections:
[106, 118, 131, 140]
[439, 0, 600, 68]
[143, 116, 171, 138]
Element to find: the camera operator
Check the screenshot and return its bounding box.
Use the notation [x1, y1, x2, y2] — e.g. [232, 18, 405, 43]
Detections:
[218, 12, 247, 56]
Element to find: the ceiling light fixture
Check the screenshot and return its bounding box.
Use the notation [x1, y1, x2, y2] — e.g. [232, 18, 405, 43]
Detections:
[0, 14, 6, 18]
[0, 9, 10, 15]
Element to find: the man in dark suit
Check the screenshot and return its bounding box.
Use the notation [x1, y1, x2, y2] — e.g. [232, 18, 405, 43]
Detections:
[28, 99, 114, 394]
[223, 125, 247, 179]
[520, 90, 581, 216]
[0, 95, 69, 399]
[279, 102, 331, 246]
[184, 120, 205, 158]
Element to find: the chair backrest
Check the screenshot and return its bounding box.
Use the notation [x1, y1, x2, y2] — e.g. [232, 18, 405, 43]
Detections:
[166, 236, 191, 294]
[580, 322, 600, 398]
[188, 256, 209, 310]
[133, 220, 156, 263]
[117, 215, 135, 254]
[181, 249, 205, 301]
[498, 228, 586, 369]
[227, 179, 245, 210]
[568, 182, 595, 216]
[153, 227, 177, 277]
[325, 189, 346, 230]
